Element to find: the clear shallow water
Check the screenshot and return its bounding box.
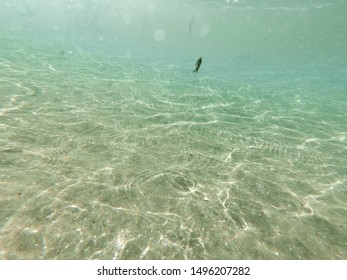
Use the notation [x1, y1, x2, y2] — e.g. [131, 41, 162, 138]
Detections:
[1, 1, 347, 260]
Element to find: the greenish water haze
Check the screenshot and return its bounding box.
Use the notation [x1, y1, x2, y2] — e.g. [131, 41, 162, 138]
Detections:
[0, 0, 346, 259]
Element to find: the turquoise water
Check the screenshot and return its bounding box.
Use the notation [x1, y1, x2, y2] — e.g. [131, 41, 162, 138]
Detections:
[0, 0, 347, 259]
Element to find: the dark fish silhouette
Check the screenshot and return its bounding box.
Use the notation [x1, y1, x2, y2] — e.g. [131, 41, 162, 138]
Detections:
[193, 57, 202, 73]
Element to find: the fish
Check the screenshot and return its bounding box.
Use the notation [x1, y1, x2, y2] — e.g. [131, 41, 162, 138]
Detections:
[193, 57, 202, 73]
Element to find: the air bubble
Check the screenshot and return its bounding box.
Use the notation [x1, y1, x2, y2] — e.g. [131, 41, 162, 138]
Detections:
[199, 24, 210, 37]
[153, 29, 166, 42]
[122, 13, 132, 24]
